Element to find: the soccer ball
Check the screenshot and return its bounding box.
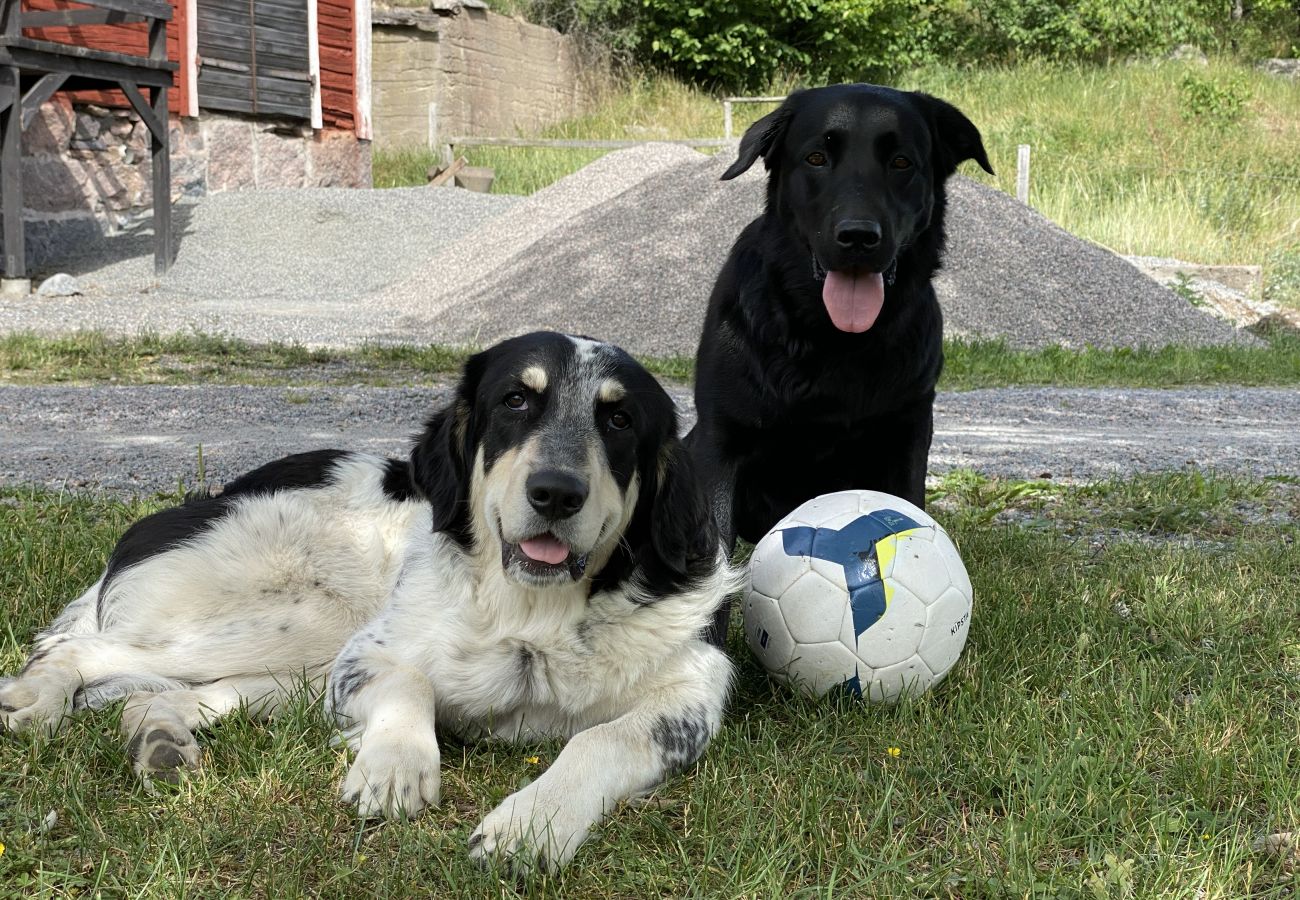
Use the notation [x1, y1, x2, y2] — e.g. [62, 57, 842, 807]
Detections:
[743, 490, 973, 703]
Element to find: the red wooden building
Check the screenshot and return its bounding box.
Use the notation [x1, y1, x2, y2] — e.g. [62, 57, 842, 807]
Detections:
[25, 0, 371, 136]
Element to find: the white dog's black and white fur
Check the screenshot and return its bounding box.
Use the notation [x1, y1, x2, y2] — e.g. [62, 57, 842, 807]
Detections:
[0, 331, 735, 870]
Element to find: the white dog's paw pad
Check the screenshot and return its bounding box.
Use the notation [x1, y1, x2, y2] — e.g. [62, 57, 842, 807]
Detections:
[0, 678, 72, 735]
[129, 722, 201, 782]
[341, 740, 441, 820]
[467, 791, 593, 873]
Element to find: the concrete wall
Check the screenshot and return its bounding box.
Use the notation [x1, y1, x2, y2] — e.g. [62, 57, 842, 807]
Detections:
[372, 5, 591, 148]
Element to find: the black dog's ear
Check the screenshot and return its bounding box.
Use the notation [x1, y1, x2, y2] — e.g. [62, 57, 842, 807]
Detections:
[910, 91, 994, 177]
[647, 439, 718, 581]
[721, 94, 800, 181]
[410, 352, 486, 535]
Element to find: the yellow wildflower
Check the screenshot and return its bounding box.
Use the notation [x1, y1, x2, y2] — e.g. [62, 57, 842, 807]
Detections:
[525, 756, 541, 765]
[886, 747, 902, 758]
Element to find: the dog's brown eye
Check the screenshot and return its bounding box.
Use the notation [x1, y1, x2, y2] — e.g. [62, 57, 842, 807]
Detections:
[504, 392, 528, 411]
[890, 155, 912, 170]
[805, 151, 827, 166]
[608, 411, 631, 430]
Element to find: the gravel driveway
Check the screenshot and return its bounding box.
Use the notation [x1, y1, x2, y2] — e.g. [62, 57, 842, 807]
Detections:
[2, 384, 1295, 495]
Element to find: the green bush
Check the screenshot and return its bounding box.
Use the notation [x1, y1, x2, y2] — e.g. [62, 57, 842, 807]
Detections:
[1178, 72, 1251, 126]
[638, 0, 935, 90]
[494, 0, 1300, 89]
[935, 0, 1218, 63]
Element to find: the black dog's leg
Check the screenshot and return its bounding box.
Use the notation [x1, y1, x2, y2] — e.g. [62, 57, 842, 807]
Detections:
[685, 427, 738, 649]
[870, 402, 935, 510]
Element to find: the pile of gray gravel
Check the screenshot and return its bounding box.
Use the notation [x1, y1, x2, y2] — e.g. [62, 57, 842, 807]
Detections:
[0, 145, 1250, 353]
[373, 148, 763, 355]
[936, 179, 1249, 349]
[384, 147, 1246, 354]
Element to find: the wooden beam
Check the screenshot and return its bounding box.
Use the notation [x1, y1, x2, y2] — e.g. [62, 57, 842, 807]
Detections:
[1, 65, 24, 279]
[20, 71, 68, 128]
[0, 39, 176, 86]
[21, 8, 143, 27]
[74, 0, 172, 22]
[149, 80, 171, 274]
[447, 137, 734, 150]
[120, 79, 163, 137]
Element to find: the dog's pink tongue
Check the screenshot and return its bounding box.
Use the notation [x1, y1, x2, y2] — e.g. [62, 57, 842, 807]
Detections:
[519, 534, 569, 565]
[822, 269, 885, 333]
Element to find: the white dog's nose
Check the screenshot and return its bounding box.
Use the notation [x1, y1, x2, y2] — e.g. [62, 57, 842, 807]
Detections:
[526, 470, 588, 520]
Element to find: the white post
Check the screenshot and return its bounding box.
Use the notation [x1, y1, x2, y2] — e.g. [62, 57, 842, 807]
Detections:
[353, 0, 373, 140]
[1016, 144, 1030, 204]
[723, 100, 733, 140]
[307, 0, 322, 130]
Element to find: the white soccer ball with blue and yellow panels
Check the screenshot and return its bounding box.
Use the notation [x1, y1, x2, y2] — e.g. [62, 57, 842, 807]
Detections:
[743, 490, 973, 702]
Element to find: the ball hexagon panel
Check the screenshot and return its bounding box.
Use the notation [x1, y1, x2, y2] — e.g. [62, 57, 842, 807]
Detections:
[864, 656, 935, 703]
[744, 591, 796, 674]
[785, 640, 861, 697]
[749, 530, 810, 598]
[885, 531, 955, 604]
[875, 525, 936, 581]
[935, 529, 974, 600]
[809, 551, 854, 590]
[854, 491, 931, 522]
[782, 492, 863, 529]
[917, 585, 972, 677]
[778, 570, 850, 644]
[856, 580, 927, 668]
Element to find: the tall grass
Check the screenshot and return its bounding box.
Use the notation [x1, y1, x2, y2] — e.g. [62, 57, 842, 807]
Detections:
[373, 62, 1300, 305]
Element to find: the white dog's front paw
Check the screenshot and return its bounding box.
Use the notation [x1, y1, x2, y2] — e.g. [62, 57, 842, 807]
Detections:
[468, 784, 596, 873]
[0, 676, 74, 736]
[341, 735, 441, 819]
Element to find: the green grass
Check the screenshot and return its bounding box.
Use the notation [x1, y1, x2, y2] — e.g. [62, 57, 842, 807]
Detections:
[2, 471, 1298, 896]
[3, 330, 1299, 390]
[374, 62, 1300, 306]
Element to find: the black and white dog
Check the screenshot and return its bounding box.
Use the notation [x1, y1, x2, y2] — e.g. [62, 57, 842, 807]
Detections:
[0, 331, 734, 870]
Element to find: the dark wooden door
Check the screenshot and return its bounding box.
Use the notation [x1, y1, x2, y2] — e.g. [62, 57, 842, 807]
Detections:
[196, 0, 312, 119]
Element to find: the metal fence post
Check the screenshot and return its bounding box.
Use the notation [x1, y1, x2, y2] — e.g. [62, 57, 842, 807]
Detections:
[723, 100, 733, 140]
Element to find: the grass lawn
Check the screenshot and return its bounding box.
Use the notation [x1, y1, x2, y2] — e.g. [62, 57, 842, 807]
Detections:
[1, 471, 1297, 896]
[3, 330, 1300, 390]
[373, 62, 1300, 309]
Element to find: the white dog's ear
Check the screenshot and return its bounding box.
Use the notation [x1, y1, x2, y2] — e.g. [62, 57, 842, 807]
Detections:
[721, 92, 802, 181]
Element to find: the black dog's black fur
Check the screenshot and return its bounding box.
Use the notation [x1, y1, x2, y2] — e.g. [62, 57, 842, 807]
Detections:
[688, 84, 992, 643]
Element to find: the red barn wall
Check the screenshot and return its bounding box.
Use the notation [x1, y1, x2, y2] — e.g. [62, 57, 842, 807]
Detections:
[24, 0, 192, 115]
[317, 0, 355, 132]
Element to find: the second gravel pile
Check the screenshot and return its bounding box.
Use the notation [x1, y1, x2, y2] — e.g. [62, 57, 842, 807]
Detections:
[378, 145, 1245, 355]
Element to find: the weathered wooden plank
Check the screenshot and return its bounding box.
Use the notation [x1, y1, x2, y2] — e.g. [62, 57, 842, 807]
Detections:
[197, 10, 307, 33]
[76, 0, 172, 23]
[448, 136, 734, 150]
[2, 66, 25, 279]
[198, 67, 310, 105]
[19, 70, 67, 126]
[22, 8, 142, 27]
[0, 39, 175, 85]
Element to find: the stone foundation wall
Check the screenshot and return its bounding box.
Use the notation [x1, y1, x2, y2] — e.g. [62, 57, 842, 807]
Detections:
[372, 6, 592, 148]
[20, 97, 371, 232]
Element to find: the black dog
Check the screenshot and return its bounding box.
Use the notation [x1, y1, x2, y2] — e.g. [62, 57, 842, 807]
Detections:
[688, 84, 991, 641]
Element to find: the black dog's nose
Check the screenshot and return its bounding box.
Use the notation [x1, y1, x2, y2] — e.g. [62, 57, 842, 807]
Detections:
[835, 219, 883, 250]
[526, 470, 589, 520]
